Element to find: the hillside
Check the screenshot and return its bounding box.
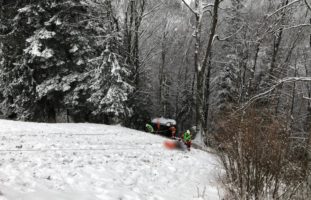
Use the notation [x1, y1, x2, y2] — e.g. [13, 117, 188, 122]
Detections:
[0, 120, 222, 200]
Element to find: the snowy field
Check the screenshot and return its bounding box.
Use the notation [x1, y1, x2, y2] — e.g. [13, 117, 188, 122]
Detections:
[0, 120, 222, 200]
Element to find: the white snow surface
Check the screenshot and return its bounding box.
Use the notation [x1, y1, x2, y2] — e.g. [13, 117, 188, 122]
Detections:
[0, 120, 222, 200]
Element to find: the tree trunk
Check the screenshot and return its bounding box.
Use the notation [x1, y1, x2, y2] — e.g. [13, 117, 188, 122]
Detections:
[305, 17, 311, 198]
[196, 69, 205, 141]
[204, 54, 212, 130]
[193, 0, 203, 141]
[248, 42, 260, 98]
[159, 19, 168, 116]
[47, 101, 56, 123]
[181, 0, 220, 142]
[195, 0, 220, 143]
[125, 0, 145, 85]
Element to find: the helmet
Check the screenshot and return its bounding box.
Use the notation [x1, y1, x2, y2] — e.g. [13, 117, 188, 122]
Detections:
[186, 130, 190, 134]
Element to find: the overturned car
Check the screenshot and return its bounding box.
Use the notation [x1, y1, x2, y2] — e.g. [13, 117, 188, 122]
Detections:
[148, 117, 177, 137]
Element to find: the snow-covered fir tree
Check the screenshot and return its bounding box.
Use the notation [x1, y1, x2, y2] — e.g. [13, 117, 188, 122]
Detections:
[0, 0, 134, 123]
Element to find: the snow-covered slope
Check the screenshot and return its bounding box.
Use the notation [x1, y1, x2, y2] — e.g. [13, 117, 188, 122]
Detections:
[0, 120, 222, 200]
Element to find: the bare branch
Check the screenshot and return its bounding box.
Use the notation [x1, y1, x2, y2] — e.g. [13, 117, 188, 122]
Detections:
[142, 3, 162, 18]
[215, 25, 244, 41]
[0, 29, 15, 39]
[240, 77, 311, 111]
[303, 96, 311, 101]
[203, 3, 214, 12]
[201, 0, 220, 71]
[181, 0, 196, 14]
[305, 0, 311, 10]
[283, 24, 311, 30]
[267, 0, 301, 19]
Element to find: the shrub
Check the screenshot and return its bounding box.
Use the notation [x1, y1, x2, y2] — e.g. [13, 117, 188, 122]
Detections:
[215, 108, 305, 200]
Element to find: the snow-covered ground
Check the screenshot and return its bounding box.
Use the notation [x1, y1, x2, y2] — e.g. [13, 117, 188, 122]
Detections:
[0, 120, 222, 200]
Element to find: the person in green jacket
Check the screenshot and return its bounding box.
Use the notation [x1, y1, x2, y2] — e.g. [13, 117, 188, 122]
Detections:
[182, 130, 192, 150]
[145, 123, 154, 133]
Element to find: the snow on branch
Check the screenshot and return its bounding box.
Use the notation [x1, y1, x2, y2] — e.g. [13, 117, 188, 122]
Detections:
[215, 25, 244, 41]
[142, 3, 162, 18]
[0, 29, 16, 38]
[203, 3, 214, 12]
[267, 0, 301, 19]
[240, 77, 311, 111]
[305, 0, 311, 10]
[283, 24, 311, 30]
[303, 96, 311, 101]
[181, 0, 196, 14]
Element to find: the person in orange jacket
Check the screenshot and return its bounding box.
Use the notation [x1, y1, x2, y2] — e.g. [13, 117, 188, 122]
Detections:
[156, 118, 160, 134]
[169, 126, 176, 138]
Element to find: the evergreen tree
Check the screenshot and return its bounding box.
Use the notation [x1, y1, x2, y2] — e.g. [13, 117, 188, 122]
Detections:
[0, 0, 134, 123]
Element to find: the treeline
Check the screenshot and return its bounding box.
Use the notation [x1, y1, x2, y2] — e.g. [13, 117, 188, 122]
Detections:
[138, 0, 311, 199]
[139, 0, 311, 135]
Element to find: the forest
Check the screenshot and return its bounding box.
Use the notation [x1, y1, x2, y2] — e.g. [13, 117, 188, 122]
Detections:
[1, 0, 311, 199]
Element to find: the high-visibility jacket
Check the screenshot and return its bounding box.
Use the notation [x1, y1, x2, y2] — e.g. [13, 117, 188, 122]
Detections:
[183, 132, 191, 142]
[146, 124, 154, 133]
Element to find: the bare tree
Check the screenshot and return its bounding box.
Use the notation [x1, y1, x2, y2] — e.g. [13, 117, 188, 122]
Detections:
[124, 0, 146, 85]
[181, 0, 221, 143]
